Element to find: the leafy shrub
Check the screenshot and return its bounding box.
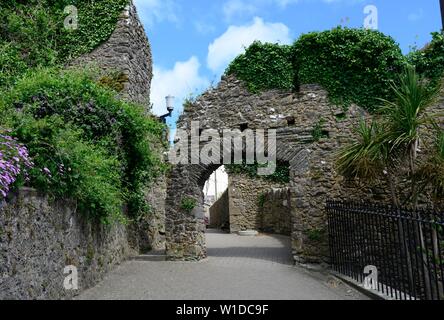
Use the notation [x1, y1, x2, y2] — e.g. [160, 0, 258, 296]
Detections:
[295, 27, 406, 111]
[225, 28, 408, 112]
[226, 41, 295, 93]
[0, 68, 165, 222]
[258, 193, 266, 209]
[311, 119, 328, 142]
[181, 197, 197, 214]
[11, 115, 124, 223]
[408, 31, 444, 85]
[306, 228, 326, 242]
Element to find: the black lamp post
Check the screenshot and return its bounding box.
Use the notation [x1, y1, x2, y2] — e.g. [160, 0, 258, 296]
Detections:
[441, 0, 444, 30]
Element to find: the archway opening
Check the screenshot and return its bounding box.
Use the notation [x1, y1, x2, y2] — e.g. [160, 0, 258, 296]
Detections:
[203, 166, 229, 230]
[196, 161, 294, 264]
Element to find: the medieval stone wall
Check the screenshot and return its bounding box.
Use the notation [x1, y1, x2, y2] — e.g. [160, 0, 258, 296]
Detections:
[72, 1, 152, 107]
[228, 174, 285, 233]
[209, 190, 229, 229]
[0, 189, 135, 300]
[141, 174, 167, 252]
[260, 188, 292, 236]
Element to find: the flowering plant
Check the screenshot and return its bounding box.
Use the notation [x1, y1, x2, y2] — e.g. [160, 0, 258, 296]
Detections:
[0, 130, 33, 199]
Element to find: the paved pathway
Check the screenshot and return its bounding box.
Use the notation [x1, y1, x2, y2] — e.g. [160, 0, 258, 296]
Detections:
[78, 230, 368, 300]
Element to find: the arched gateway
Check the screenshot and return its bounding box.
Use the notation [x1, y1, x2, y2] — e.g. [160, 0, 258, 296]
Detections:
[165, 75, 366, 263]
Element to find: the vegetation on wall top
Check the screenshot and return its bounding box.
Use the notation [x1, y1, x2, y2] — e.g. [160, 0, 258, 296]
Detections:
[408, 31, 444, 86]
[0, 0, 129, 89]
[226, 42, 295, 93]
[294, 28, 406, 112]
[226, 27, 443, 113]
[225, 162, 291, 184]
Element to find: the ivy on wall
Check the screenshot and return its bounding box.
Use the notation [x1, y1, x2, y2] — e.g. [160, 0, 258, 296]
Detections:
[408, 31, 444, 86]
[226, 27, 444, 113]
[225, 162, 290, 184]
[294, 28, 406, 112]
[226, 42, 295, 93]
[0, 0, 129, 89]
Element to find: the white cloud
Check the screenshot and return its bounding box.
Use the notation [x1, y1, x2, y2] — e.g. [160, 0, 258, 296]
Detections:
[207, 17, 292, 73]
[150, 57, 209, 116]
[133, 0, 179, 28]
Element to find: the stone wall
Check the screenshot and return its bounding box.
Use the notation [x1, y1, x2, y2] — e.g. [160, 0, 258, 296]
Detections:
[228, 174, 285, 233]
[209, 190, 229, 229]
[0, 1, 166, 299]
[72, 1, 152, 107]
[141, 174, 167, 252]
[260, 188, 292, 236]
[0, 188, 135, 300]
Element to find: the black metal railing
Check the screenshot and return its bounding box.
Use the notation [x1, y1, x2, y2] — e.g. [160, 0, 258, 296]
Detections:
[327, 200, 444, 300]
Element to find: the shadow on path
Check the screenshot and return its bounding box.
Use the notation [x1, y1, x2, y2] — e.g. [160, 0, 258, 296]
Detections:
[206, 229, 293, 265]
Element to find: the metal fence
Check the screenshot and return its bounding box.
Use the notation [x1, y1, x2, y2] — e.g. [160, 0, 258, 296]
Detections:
[327, 200, 444, 300]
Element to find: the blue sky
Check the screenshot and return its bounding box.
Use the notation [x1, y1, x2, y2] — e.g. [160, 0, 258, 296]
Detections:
[133, 0, 442, 132]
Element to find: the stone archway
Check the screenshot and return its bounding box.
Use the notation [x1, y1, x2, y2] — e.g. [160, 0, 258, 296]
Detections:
[165, 138, 310, 261]
[164, 75, 367, 263]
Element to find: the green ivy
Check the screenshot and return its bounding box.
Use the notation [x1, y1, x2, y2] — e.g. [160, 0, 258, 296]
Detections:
[225, 162, 290, 184]
[311, 119, 328, 142]
[0, 0, 129, 89]
[226, 28, 409, 112]
[181, 197, 197, 214]
[225, 41, 295, 93]
[0, 68, 165, 223]
[306, 228, 326, 242]
[408, 31, 444, 86]
[295, 28, 406, 112]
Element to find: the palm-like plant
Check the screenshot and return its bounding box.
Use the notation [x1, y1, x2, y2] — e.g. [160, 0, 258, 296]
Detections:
[379, 67, 440, 171]
[336, 67, 443, 298]
[337, 66, 443, 205]
[336, 120, 384, 181]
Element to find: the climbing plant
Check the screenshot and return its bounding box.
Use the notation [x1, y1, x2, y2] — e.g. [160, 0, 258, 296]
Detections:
[294, 27, 406, 112]
[226, 28, 410, 112]
[181, 197, 197, 214]
[0, 68, 165, 223]
[225, 41, 295, 93]
[408, 31, 444, 86]
[0, 0, 129, 89]
[225, 162, 290, 184]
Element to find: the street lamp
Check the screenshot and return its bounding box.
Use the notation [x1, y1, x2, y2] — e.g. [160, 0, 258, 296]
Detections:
[441, 0, 444, 30]
[160, 95, 174, 124]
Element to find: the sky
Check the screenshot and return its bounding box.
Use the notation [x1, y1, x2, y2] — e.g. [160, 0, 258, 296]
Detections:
[133, 0, 442, 133]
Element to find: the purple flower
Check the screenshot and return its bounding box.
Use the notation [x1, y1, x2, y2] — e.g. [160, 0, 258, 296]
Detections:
[0, 131, 33, 200]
